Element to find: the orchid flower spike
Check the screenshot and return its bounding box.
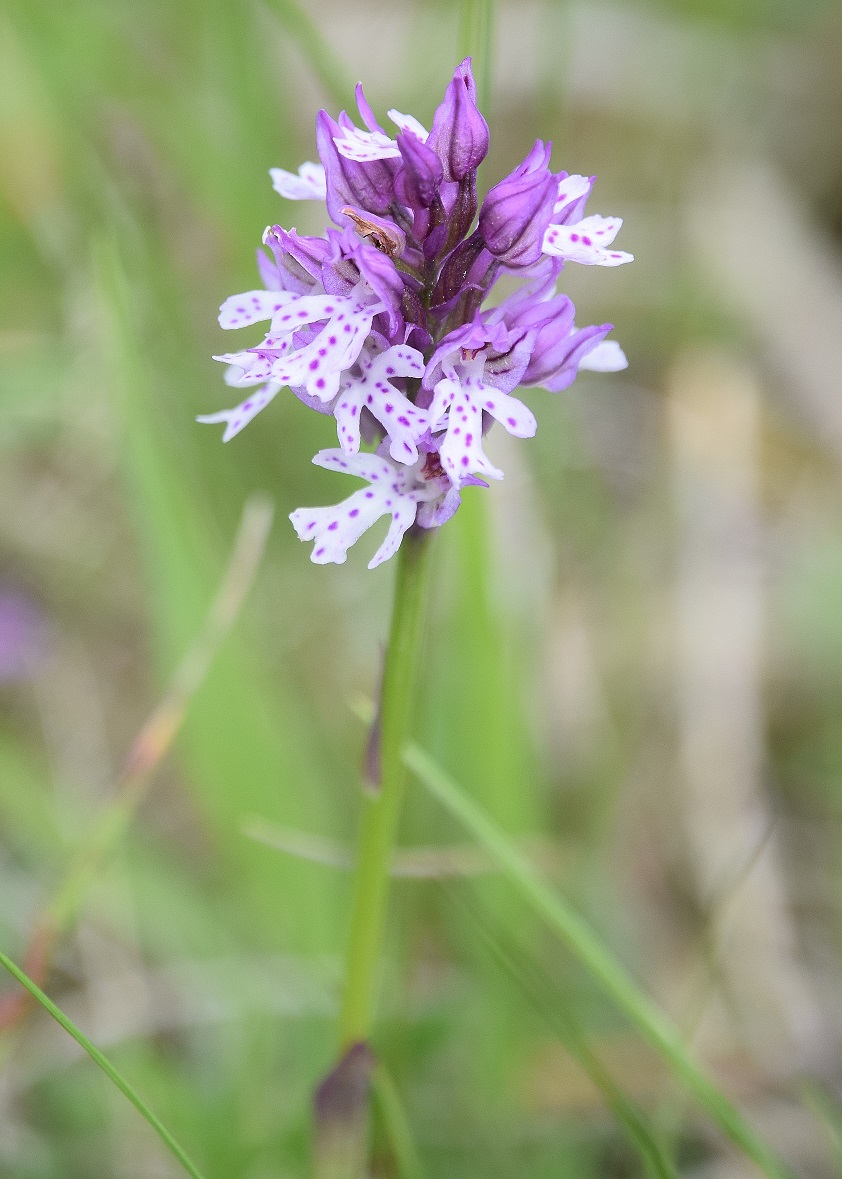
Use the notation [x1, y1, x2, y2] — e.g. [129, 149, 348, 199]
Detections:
[201, 59, 632, 568]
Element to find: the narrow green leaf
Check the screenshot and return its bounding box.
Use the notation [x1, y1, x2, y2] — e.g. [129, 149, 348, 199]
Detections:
[448, 882, 678, 1179]
[265, 0, 353, 106]
[405, 744, 795, 1179]
[372, 1064, 425, 1179]
[0, 951, 209, 1179]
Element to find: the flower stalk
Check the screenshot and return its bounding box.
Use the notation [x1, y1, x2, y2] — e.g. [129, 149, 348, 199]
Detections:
[338, 528, 433, 1048]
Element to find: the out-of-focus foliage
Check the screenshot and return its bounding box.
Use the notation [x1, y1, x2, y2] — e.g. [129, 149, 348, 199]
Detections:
[1, 0, 842, 1175]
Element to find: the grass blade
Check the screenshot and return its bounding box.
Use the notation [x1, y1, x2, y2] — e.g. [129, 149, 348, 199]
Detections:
[0, 951, 208, 1179]
[404, 744, 794, 1179]
[1, 497, 274, 1033]
[447, 881, 678, 1179]
[372, 1064, 426, 1179]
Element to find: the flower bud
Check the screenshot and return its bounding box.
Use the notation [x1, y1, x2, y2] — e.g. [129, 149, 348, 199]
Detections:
[478, 140, 557, 268]
[395, 132, 443, 211]
[426, 58, 489, 182]
[523, 311, 613, 392]
[333, 228, 405, 336]
[315, 110, 395, 222]
[430, 232, 487, 308]
[262, 225, 328, 290]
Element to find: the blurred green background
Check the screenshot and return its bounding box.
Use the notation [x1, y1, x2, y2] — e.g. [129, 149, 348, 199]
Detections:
[2, 0, 842, 1174]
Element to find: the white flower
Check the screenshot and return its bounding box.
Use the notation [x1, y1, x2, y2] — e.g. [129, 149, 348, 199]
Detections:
[199, 286, 387, 441]
[269, 161, 327, 201]
[578, 340, 628, 371]
[428, 352, 537, 487]
[290, 449, 446, 569]
[334, 343, 427, 464]
[333, 111, 428, 162]
[543, 214, 633, 267]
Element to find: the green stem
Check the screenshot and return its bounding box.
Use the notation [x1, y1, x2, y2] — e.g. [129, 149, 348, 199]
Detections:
[338, 531, 433, 1048]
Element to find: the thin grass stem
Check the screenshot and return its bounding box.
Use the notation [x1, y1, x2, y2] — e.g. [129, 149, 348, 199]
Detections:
[0, 951, 208, 1179]
[405, 744, 795, 1179]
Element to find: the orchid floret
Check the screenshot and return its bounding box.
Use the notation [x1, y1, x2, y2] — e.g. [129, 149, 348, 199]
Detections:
[290, 449, 447, 569]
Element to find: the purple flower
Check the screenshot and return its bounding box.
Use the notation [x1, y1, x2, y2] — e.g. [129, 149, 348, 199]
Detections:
[395, 133, 445, 243]
[478, 141, 558, 268]
[0, 588, 45, 682]
[315, 110, 395, 222]
[425, 58, 489, 182]
[201, 59, 633, 567]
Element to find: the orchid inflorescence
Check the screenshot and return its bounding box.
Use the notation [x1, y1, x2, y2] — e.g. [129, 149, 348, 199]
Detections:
[199, 59, 632, 568]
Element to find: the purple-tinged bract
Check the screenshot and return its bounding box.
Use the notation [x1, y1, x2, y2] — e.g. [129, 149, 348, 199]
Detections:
[478, 140, 558, 268]
[200, 59, 633, 568]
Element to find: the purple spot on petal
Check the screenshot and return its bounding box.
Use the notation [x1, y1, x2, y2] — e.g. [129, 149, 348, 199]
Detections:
[328, 521, 338, 530]
[508, 416, 516, 426]
[349, 508, 359, 517]
[461, 456, 469, 466]
[315, 547, 325, 556]
[309, 359, 319, 370]
[316, 379, 325, 389]
[329, 336, 337, 345]
[397, 416, 410, 426]
[582, 236, 592, 246]
[570, 233, 579, 242]
[365, 491, 374, 498]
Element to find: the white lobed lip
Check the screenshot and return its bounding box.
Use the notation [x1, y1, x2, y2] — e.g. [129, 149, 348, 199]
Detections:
[269, 162, 327, 201]
[332, 111, 428, 163]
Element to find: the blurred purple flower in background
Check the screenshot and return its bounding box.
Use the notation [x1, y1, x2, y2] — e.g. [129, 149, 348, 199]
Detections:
[0, 588, 45, 682]
[199, 59, 632, 568]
